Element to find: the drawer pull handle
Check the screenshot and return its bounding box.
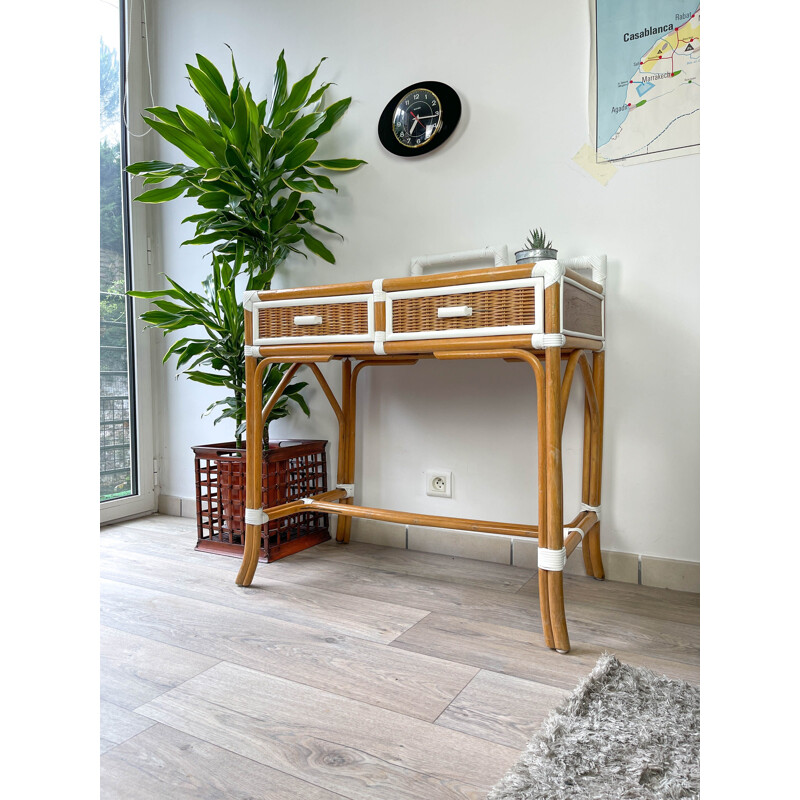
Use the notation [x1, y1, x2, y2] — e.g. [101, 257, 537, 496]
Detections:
[437, 305, 473, 319]
[293, 315, 323, 326]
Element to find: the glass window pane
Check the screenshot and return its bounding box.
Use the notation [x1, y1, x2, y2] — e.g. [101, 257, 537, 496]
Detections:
[100, 1, 136, 502]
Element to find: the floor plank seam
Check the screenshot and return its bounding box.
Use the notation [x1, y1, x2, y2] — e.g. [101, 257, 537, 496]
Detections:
[102, 547, 447, 630]
[102, 614, 481, 725]
[136, 688, 493, 798]
[430, 669, 483, 727]
[102, 722, 354, 800]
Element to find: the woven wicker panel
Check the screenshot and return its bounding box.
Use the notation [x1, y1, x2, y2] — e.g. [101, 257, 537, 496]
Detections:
[258, 300, 369, 339]
[391, 286, 536, 334]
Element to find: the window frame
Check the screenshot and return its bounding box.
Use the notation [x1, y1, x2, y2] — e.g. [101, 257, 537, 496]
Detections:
[100, 0, 157, 524]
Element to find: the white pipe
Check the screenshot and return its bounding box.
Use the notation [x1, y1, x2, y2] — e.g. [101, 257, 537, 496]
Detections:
[410, 245, 510, 276]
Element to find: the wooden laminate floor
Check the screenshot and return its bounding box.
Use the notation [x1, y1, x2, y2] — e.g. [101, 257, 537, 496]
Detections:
[100, 515, 700, 799]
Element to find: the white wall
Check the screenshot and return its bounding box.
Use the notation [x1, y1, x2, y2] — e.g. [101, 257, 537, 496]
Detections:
[142, 0, 699, 563]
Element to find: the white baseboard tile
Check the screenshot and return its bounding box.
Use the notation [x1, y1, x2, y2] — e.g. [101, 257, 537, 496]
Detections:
[348, 518, 406, 548]
[157, 494, 197, 520]
[180, 497, 196, 519]
[407, 526, 513, 565]
[157, 494, 181, 517]
[641, 556, 700, 593]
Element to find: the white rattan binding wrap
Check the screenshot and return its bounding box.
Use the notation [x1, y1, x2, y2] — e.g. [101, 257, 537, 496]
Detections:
[244, 508, 268, 526]
[538, 546, 567, 571]
[559, 254, 607, 289]
[531, 259, 565, 288]
[373, 331, 386, 355]
[336, 483, 355, 498]
[564, 526, 585, 541]
[580, 502, 601, 520]
[244, 345, 262, 358]
[531, 333, 566, 349]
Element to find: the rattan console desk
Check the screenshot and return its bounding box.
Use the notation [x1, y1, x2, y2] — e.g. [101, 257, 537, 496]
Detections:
[236, 257, 606, 653]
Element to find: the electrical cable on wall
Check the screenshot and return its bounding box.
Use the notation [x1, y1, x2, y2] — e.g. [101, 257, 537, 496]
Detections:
[122, 0, 155, 137]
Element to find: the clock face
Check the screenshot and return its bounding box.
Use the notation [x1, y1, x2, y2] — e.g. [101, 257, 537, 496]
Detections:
[392, 88, 442, 148]
[378, 81, 461, 157]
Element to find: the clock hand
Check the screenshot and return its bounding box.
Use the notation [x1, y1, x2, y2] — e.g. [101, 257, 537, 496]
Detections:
[409, 110, 423, 134]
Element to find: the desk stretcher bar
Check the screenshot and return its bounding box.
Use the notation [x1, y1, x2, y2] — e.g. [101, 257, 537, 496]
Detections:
[236, 259, 607, 655]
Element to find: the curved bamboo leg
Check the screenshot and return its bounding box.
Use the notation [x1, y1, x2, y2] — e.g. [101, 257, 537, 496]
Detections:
[238, 359, 302, 586]
[581, 391, 597, 578]
[500, 352, 553, 648]
[342, 360, 374, 543]
[586, 350, 606, 579]
[236, 351, 264, 587]
[575, 351, 602, 579]
[560, 349, 583, 432]
[336, 359, 352, 543]
[545, 344, 570, 653]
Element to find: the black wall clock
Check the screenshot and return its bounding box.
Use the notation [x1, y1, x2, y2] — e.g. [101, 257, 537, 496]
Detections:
[378, 81, 461, 157]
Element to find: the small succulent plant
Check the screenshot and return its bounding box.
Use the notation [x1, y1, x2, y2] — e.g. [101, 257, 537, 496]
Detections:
[524, 228, 553, 250]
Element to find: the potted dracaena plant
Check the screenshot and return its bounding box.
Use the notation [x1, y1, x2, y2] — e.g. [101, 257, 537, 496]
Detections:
[127, 48, 364, 558]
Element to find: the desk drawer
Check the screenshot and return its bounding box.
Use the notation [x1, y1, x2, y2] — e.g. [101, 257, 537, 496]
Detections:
[252, 294, 374, 345]
[385, 278, 544, 341]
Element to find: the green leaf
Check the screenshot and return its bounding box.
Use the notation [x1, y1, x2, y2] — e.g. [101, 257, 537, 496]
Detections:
[128, 288, 182, 300]
[134, 181, 188, 203]
[287, 391, 311, 416]
[195, 54, 228, 94]
[186, 63, 235, 127]
[196, 191, 232, 209]
[230, 86, 251, 151]
[272, 191, 301, 230]
[181, 231, 228, 246]
[126, 160, 176, 175]
[282, 139, 318, 171]
[182, 211, 218, 224]
[162, 276, 207, 310]
[223, 144, 252, 180]
[176, 105, 227, 160]
[306, 171, 337, 192]
[302, 231, 335, 263]
[272, 50, 288, 111]
[310, 97, 351, 137]
[142, 174, 172, 186]
[305, 82, 332, 109]
[145, 106, 185, 128]
[281, 58, 326, 119]
[185, 370, 228, 387]
[175, 340, 210, 368]
[309, 157, 367, 171]
[144, 117, 218, 169]
[281, 176, 319, 193]
[273, 112, 324, 159]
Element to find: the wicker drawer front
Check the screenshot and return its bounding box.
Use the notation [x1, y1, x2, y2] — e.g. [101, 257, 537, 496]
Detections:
[252, 294, 374, 345]
[386, 278, 544, 341]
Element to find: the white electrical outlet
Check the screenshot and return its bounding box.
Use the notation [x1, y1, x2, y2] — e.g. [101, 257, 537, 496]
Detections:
[426, 470, 453, 498]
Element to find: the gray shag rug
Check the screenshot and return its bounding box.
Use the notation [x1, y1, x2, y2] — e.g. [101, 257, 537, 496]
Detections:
[486, 654, 699, 799]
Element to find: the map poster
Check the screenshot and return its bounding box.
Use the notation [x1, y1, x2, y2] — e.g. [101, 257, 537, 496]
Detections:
[590, 1, 700, 165]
